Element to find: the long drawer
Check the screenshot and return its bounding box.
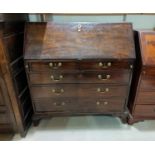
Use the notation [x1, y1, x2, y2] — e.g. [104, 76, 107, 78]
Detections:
[134, 105, 155, 117]
[140, 78, 155, 91]
[28, 61, 132, 72]
[31, 84, 128, 99]
[139, 68, 155, 91]
[136, 91, 155, 104]
[33, 97, 125, 113]
[29, 70, 130, 84]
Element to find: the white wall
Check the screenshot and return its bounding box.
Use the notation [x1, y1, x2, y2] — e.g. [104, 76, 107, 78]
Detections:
[126, 15, 155, 29]
[28, 14, 155, 30]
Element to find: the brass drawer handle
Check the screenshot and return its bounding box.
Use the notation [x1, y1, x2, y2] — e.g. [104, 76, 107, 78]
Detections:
[53, 102, 65, 106]
[49, 62, 62, 69]
[50, 75, 63, 81]
[98, 62, 111, 68]
[97, 88, 109, 93]
[96, 101, 108, 105]
[52, 88, 64, 95]
[98, 74, 111, 80]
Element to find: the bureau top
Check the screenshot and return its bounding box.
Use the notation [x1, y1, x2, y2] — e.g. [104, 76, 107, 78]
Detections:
[138, 31, 155, 66]
[24, 22, 135, 60]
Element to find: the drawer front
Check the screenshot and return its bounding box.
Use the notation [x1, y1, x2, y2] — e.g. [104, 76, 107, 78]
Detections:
[136, 91, 155, 104]
[80, 61, 132, 70]
[30, 61, 79, 72]
[134, 105, 155, 117]
[140, 75, 155, 91]
[29, 70, 130, 84]
[34, 98, 76, 112]
[31, 84, 128, 99]
[34, 98, 125, 113]
[29, 61, 133, 72]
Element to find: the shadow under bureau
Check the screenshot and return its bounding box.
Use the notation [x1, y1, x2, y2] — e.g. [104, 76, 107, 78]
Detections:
[24, 22, 136, 125]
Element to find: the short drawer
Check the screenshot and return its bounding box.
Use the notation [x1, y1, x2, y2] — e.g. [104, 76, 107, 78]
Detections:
[29, 61, 79, 72]
[134, 105, 155, 117]
[29, 70, 131, 84]
[31, 84, 128, 99]
[33, 97, 125, 113]
[136, 91, 155, 104]
[80, 60, 133, 70]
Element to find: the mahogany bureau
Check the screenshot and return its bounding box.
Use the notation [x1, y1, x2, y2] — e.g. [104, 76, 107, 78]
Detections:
[128, 30, 155, 124]
[24, 22, 136, 125]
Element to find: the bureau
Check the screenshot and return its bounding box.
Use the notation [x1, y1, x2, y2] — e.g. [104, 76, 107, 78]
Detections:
[0, 17, 32, 137]
[24, 22, 135, 126]
[128, 31, 155, 124]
